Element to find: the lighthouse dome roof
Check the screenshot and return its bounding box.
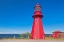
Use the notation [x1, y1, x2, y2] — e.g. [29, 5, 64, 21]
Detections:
[35, 3, 40, 7]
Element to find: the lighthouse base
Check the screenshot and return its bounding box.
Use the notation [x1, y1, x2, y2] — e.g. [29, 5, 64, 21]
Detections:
[30, 35, 45, 39]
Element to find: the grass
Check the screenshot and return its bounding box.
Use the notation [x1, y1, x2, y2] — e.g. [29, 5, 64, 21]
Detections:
[0, 37, 64, 40]
[45, 37, 64, 40]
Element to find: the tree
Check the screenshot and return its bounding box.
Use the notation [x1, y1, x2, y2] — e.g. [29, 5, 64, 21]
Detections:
[25, 32, 31, 39]
[58, 33, 61, 38]
[60, 33, 64, 39]
[20, 33, 25, 39]
[58, 33, 64, 39]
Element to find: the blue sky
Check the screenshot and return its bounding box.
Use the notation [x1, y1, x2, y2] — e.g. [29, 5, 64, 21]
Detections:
[0, 0, 64, 34]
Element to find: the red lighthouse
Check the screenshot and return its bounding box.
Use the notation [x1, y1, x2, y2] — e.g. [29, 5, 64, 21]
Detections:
[30, 3, 45, 39]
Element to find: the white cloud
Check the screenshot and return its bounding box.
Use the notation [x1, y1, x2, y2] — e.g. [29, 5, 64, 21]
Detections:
[0, 32, 3, 34]
[5, 32, 11, 33]
[0, 31, 23, 34]
[0, 24, 64, 34]
[0, 26, 31, 34]
[13, 32, 18, 33]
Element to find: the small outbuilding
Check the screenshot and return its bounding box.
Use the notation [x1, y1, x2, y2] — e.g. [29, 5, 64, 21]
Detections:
[52, 30, 64, 38]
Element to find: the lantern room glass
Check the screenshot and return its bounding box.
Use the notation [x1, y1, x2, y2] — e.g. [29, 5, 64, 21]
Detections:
[34, 6, 41, 12]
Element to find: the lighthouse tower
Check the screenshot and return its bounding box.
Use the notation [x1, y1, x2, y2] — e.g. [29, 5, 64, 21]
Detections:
[30, 3, 45, 39]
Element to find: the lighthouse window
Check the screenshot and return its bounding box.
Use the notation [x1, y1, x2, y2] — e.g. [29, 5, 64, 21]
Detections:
[36, 19, 38, 22]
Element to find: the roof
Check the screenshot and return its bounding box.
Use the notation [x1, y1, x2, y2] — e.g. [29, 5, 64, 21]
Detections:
[52, 30, 62, 33]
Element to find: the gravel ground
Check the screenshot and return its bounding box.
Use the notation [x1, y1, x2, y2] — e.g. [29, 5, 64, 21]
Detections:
[0, 40, 64, 42]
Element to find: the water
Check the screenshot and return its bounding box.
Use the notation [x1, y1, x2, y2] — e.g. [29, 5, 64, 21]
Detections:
[0, 34, 20, 39]
[0, 34, 51, 39]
